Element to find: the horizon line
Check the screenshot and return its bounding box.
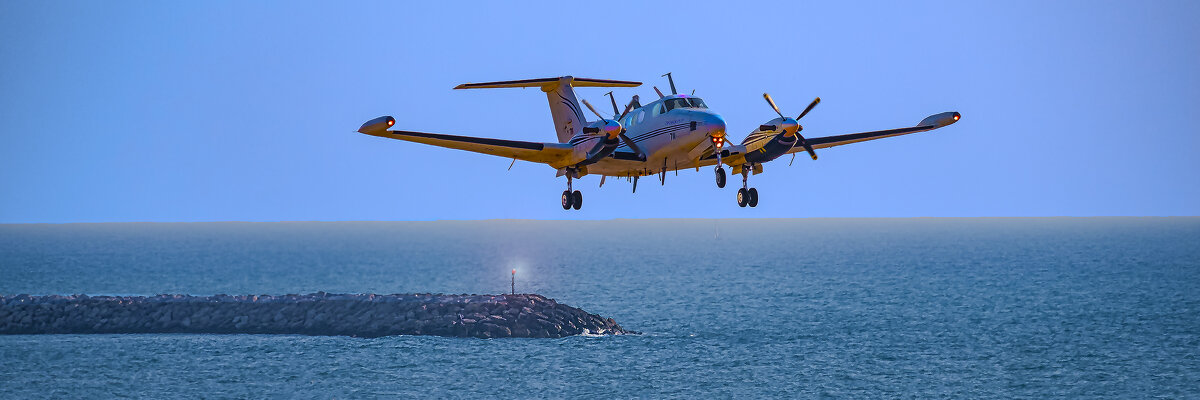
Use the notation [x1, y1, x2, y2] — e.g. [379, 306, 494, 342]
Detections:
[2, 216, 1198, 225]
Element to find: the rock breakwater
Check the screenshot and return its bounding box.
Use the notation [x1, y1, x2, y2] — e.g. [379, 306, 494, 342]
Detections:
[0, 293, 632, 338]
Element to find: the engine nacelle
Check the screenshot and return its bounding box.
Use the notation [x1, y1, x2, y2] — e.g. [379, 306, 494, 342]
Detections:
[358, 116, 396, 134]
[579, 135, 621, 165]
[743, 131, 798, 164]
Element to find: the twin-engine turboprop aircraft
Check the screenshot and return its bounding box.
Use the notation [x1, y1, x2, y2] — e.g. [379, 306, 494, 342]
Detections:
[358, 74, 961, 210]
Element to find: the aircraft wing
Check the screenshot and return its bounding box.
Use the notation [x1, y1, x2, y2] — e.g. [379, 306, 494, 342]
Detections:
[791, 111, 961, 152]
[359, 124, 573, 165]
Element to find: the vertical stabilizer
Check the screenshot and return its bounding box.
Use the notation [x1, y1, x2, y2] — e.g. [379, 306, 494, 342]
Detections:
[543, 77, 586, 143]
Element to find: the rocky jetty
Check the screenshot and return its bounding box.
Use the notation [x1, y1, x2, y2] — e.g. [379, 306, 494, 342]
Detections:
[0, 293, 633, 338]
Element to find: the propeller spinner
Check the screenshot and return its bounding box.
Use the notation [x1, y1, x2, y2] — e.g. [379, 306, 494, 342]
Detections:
[762, 93, 820, 161]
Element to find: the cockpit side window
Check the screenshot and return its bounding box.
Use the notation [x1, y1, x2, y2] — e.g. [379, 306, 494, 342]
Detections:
[689, 98, 708, 109]
[652, 103, 664, 116]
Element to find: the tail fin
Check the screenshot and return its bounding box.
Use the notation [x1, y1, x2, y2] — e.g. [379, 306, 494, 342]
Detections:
[455, 76, 640, 143]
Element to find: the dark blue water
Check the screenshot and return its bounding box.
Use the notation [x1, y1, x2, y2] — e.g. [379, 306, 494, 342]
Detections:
[2, 218, 1198, 398]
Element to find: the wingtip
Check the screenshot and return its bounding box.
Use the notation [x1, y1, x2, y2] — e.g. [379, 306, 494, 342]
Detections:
[918, 111, 961, 128]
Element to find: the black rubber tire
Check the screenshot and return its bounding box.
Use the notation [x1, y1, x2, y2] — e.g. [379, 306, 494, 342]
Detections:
[737, 188, 748, 207]
[572, 190, 582, 210]
[748, 187, 759, 207]
[561, 190, 572, 210]
[716, 168, 727, 188]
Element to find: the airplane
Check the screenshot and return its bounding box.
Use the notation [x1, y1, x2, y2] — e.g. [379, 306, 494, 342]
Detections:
[357, 74, 960, 210]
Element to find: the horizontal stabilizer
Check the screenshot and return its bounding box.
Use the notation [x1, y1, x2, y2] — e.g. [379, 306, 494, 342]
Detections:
[454, 76, 640, 90]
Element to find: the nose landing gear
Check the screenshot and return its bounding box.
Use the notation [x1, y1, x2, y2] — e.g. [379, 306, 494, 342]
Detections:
[736, 166, 759, 208]
[714, 149, 727, 188]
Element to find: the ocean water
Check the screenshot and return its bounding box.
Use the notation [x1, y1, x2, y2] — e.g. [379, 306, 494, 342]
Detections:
[1, 218, 1198, 398]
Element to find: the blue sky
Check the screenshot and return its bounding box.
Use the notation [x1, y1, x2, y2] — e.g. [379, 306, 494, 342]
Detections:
[1, 1, 1197, 222]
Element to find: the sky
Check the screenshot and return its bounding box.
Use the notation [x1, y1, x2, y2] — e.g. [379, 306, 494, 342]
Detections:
[1, 1, 1198, 222]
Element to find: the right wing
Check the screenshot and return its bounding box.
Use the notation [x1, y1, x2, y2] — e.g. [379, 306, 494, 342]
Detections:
[358, 118, 573, 165]
[794, 111, 962, 152]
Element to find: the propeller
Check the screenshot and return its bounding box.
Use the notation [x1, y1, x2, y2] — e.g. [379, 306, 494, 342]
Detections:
[762, 93, 820, 161]
[582, 96, 647, 161]
[616, 96, 647, 161]
[581, 98, 625, 139]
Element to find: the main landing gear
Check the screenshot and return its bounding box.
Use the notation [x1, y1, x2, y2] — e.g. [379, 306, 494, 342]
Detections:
[736, 166, 759, 208]
[561, 174, 582, 210]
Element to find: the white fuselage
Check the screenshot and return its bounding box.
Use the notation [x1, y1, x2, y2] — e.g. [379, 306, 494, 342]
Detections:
[575, 94, 727, 177]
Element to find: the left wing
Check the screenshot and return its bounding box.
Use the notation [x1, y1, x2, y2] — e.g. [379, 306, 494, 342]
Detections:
[358, 116, 573, 165]
[793, 111, 961, 152]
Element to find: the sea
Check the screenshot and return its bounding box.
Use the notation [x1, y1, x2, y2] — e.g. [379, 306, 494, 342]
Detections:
[1, 218, 1198, 398]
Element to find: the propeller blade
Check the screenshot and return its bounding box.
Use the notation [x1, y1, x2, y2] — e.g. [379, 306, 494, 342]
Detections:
[581, 99, 607, 122]
[763, 93, 785, 119]
[618, 95, 638, 121]
[654, 86, 666, 99]
[619, 132, 647, 161]
[796, 97, 821, 120]
[618, 103, 634, 121]
[795, 133, 818, 161]
[803, 144, 818, 160]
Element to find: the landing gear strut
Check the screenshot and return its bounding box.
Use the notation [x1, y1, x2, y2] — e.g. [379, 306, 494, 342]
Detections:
[736, 166, 759, 208]
[561, 173, 582, 210]
[714, 150, 727, 188]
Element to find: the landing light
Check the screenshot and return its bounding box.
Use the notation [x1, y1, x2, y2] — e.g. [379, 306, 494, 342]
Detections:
[388, 119, 395, 126]
[953, 115, 959, 121]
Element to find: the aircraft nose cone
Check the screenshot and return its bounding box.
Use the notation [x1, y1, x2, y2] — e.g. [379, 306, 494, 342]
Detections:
[705, 112, 726, 138]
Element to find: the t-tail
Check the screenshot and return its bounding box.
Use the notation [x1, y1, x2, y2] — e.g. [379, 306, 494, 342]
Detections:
[454, 76, 641, 143]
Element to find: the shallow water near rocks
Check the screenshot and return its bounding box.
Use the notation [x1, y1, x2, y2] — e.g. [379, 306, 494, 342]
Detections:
[1, 218, 1198, 397]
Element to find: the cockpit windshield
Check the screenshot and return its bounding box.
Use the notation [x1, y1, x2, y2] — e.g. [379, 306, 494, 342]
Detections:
[662, 97, 709, 112]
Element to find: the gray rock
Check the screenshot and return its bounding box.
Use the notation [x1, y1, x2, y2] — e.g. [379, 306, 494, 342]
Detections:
[0, 293, 633, 338]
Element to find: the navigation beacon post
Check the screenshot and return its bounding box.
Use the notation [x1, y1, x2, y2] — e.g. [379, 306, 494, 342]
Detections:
[511, 269, 516, 295]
